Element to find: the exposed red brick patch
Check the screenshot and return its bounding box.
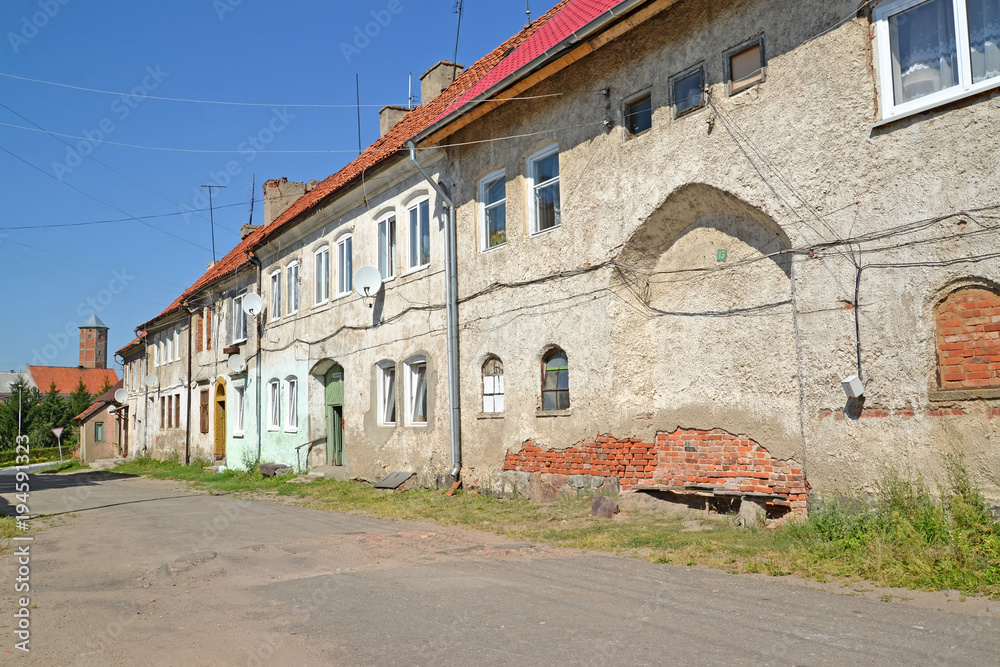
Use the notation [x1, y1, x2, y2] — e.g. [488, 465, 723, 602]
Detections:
[936, 288, 1000, 391]
[504, 429, 809, 514]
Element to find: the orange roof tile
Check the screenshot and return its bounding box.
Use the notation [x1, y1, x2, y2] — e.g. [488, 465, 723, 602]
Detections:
[27, 366, 119, 396]
[136, 2, 570, 332]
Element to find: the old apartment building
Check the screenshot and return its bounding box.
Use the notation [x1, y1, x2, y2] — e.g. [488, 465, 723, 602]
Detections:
[119, 0, 1000, 514]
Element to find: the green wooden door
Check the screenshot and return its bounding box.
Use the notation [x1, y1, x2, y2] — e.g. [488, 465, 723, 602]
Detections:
[325, 368, 344, 466]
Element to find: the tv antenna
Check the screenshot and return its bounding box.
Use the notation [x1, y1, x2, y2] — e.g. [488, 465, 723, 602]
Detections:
[200, 184, 226, 262]
[525, 1, 531, 26]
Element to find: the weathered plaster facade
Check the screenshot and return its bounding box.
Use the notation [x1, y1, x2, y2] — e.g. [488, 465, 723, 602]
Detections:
[432, 0, 1000, 507]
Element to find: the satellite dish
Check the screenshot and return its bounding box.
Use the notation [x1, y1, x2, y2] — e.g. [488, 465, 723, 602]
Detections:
[242, 293, 263, 316]
[114, 388, 128, 403]
[228, 354, 247, 374]
[354, 266, 383, 299]
[144, 374, 158, 388]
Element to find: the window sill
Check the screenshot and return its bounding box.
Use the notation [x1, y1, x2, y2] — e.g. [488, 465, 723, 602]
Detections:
[673, 104, 706, 121]
[233, 432, 244, 438]
[481, 242, 507, 254]
[928, 388, 1000, 403]
[477, 412, 505, 420]
[624, 127, 652, 141]
[529, 225, 561, 238]
[406, 421, 429, 427]
[378, 422, 397, 428]
[402, 264, 430, 277]
[874, 81, 1000, 128]
[312, 300, 330, 310]
[267, 427, 280, 432]
[536, 409, 572, 418]
[284, 427, 299, 434]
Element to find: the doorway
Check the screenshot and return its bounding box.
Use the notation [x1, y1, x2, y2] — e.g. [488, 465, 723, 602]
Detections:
[325, 366, 344, 466]
[214, 379, 226, 460]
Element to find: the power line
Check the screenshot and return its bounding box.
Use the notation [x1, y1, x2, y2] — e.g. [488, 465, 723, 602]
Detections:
[0, 200, 255, 230]
[0, 142, 212, 252]
[0, 70, 565, 107]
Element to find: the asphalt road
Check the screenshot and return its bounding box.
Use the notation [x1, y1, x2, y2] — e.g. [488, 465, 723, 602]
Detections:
[1, 471, 998, 666]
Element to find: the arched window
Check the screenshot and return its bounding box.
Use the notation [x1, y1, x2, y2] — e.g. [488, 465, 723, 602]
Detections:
[935, 286, 1000, 391]
[482, 356, 504, 413]
[541, 348, 569, 410]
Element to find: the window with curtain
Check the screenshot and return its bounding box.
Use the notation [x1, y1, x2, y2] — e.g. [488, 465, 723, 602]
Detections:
[876, 0, 1000, 118]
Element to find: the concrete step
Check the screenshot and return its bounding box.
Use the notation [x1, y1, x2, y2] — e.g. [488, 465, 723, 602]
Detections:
[91, 457, 126, 471]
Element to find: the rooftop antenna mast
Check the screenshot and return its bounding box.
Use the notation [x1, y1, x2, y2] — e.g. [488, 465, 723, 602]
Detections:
[408, 73, 414, 109]
[248, 174, 256, 225]
[356, 73, 362, 156]
[200, 184, 226, 262]
[453, 0, 464, 80]
[526, 1, 531, 26]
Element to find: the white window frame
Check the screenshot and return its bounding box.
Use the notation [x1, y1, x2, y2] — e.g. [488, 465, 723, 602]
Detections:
[404, 356, 428, 426]
[407, 198, 431, 271]
[285, 377, 298, 432]
[286, 261, 299, 315]
[527, 145, 561, 235]
[482, 357, 505, 414]
[479, 170, 507, 251]
[874, 0, 1000, 122]
[314, 246, 330, 306]
[232, 293, 248, 343]
[336, 234, 353, 297]
[377, 214, 397, 280]
[269, 269, 282, 321]
[377, 361, 397, 426]
[267, 379, 280, 431]
[234, 385, 246, 436]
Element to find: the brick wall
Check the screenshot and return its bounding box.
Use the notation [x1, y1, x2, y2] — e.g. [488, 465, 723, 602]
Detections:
[504, 428, 809, 514]
[936, 287, 1000, 391]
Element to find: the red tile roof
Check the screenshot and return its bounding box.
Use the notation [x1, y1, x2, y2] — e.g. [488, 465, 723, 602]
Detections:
[27, 366, 119, 396]
[116, 335, 145, 357]
[438, 0, 629, 119]
[75, 379, 124, 422]
[136, 1, 572, 332]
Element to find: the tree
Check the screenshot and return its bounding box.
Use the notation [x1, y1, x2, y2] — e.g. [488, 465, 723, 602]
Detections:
[97, 377, 114, 396]
[67, 380, 92, 423]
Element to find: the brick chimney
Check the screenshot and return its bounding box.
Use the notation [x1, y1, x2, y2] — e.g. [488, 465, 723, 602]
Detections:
[263, 178, 308, 225]
[379, 105, 409, 137]
[420, 61, 464, 105]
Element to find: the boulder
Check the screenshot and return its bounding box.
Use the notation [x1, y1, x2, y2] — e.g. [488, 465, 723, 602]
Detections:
[591, 496, 620, 518]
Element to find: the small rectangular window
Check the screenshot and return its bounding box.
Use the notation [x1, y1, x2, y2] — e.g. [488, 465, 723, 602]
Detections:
[337, 236, 353, 296]
[670, 64, 705, 117]
[232, 294, 248, 343]
[624, 92, 652, 135]
[378, 362, 397, 426]
[378, 216, 396, 279]
[200, 389, 209, 434]
[234, 385, 246, 435]
[286, 378, 298, 430]
[405, 357, 428, 425]
[287, 263, 299, 315]
[270, 270, 282, 320]
[94, 421, 104, 442]
[480, 171, 507, 250]
[726, 37, 765, 95]
[268, 380, 280, 430]
[529, 146, 561, 234]
[174, 393, 180, 429]
[315, 247, 330, 305]
[408, 200, 430, 269]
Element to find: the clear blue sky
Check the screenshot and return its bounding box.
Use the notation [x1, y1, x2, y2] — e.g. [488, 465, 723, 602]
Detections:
[0, 0, 533, 372]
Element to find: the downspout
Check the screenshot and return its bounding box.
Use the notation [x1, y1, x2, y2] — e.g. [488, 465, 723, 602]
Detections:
[246, 251, 264, 465]
[407, 140, 462, 480]
[183, 305, 194, 465]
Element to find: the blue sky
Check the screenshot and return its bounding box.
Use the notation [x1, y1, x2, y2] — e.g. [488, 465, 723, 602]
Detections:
[0, 0, 533, 372]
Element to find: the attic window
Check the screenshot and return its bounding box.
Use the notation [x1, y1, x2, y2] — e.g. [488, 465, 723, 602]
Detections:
[670, 64, 705, 117]
[624, 91, 652, 135]
[725, 37, 766, 95]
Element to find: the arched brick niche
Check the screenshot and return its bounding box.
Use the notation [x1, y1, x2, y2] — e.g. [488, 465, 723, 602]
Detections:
[935, 287, 1000, 391]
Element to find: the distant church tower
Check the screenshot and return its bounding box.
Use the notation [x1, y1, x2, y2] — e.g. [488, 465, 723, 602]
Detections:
[79, 315, 109, 369]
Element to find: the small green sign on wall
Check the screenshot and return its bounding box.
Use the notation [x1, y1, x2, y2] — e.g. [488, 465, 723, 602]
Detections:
[717, 249, 728, 262]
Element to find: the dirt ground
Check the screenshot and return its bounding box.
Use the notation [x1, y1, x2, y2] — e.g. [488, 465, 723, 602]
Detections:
[1, 471, 998, 666]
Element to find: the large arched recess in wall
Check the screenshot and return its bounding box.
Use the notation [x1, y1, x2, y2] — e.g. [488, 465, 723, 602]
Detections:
[608, 182, 802, 461]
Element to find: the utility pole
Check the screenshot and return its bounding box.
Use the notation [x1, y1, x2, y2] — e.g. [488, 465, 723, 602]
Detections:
[200, 184, 226, 262]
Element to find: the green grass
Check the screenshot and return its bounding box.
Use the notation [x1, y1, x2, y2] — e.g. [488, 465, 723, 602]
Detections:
[0, 447, 70, 468]
[89, 456, 1000, 597]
